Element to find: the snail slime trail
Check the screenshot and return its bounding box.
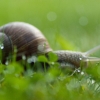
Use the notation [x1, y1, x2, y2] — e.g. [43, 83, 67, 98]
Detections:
[0, 22, 100, 69]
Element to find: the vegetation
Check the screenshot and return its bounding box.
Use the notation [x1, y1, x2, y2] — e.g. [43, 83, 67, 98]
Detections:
[0, 0, 100, 100]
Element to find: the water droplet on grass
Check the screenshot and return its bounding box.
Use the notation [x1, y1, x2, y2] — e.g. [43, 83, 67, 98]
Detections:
[0, 43, 4, 49]
[27, 56, 37, 63]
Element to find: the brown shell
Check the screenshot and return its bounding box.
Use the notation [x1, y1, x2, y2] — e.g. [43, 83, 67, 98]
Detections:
[0, 22, 52, 60]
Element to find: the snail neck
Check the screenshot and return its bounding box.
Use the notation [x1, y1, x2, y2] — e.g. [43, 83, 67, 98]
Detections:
[52, 50, 84, 68]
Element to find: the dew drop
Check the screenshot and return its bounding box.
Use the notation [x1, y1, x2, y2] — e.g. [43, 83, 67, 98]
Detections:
[77, 69, 80, 72]
[27, 56, 37, 63]
[51, 62, 55, 65]
[79, 57, 82, 60]
[38, 44, 44, 52]
[91, 79, 95, 84]
[0, 43, 4, 49]
[5, 61, 9, 65]
[22, 55, 26, 60]
[81, 71, 84, 75]
[38, 42, 47, 52]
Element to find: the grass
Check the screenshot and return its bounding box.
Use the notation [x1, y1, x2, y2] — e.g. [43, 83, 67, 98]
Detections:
[0, 0, 100, 100]
[0, 53, 100, 100]
[0, 58, 100, 100]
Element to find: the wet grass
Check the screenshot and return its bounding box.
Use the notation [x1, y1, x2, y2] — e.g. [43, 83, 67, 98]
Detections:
[0, 0, 100, 100]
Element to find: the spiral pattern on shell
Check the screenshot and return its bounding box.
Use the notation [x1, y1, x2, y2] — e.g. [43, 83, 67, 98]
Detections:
[0, 22, 52, 60]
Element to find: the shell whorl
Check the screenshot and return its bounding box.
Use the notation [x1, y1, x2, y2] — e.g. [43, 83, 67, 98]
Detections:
[0, 22, 52, 60]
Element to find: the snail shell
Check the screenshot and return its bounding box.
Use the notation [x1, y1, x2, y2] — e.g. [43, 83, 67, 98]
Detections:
[0, 22, 52, 61]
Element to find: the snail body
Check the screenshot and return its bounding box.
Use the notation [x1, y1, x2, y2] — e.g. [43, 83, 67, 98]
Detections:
[0, 22, 100, 68]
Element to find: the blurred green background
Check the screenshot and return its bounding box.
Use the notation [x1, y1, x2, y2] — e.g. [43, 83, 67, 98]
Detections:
[0, 0, 100, 52]
[1, 1, 100, 100]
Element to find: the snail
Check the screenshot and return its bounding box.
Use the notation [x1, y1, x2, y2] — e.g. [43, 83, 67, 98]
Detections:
[0, 22, 100, 69]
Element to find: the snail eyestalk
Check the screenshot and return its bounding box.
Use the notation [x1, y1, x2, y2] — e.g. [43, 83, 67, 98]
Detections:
[81, 45, 100, 66]
[84, 45, 100, 56]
